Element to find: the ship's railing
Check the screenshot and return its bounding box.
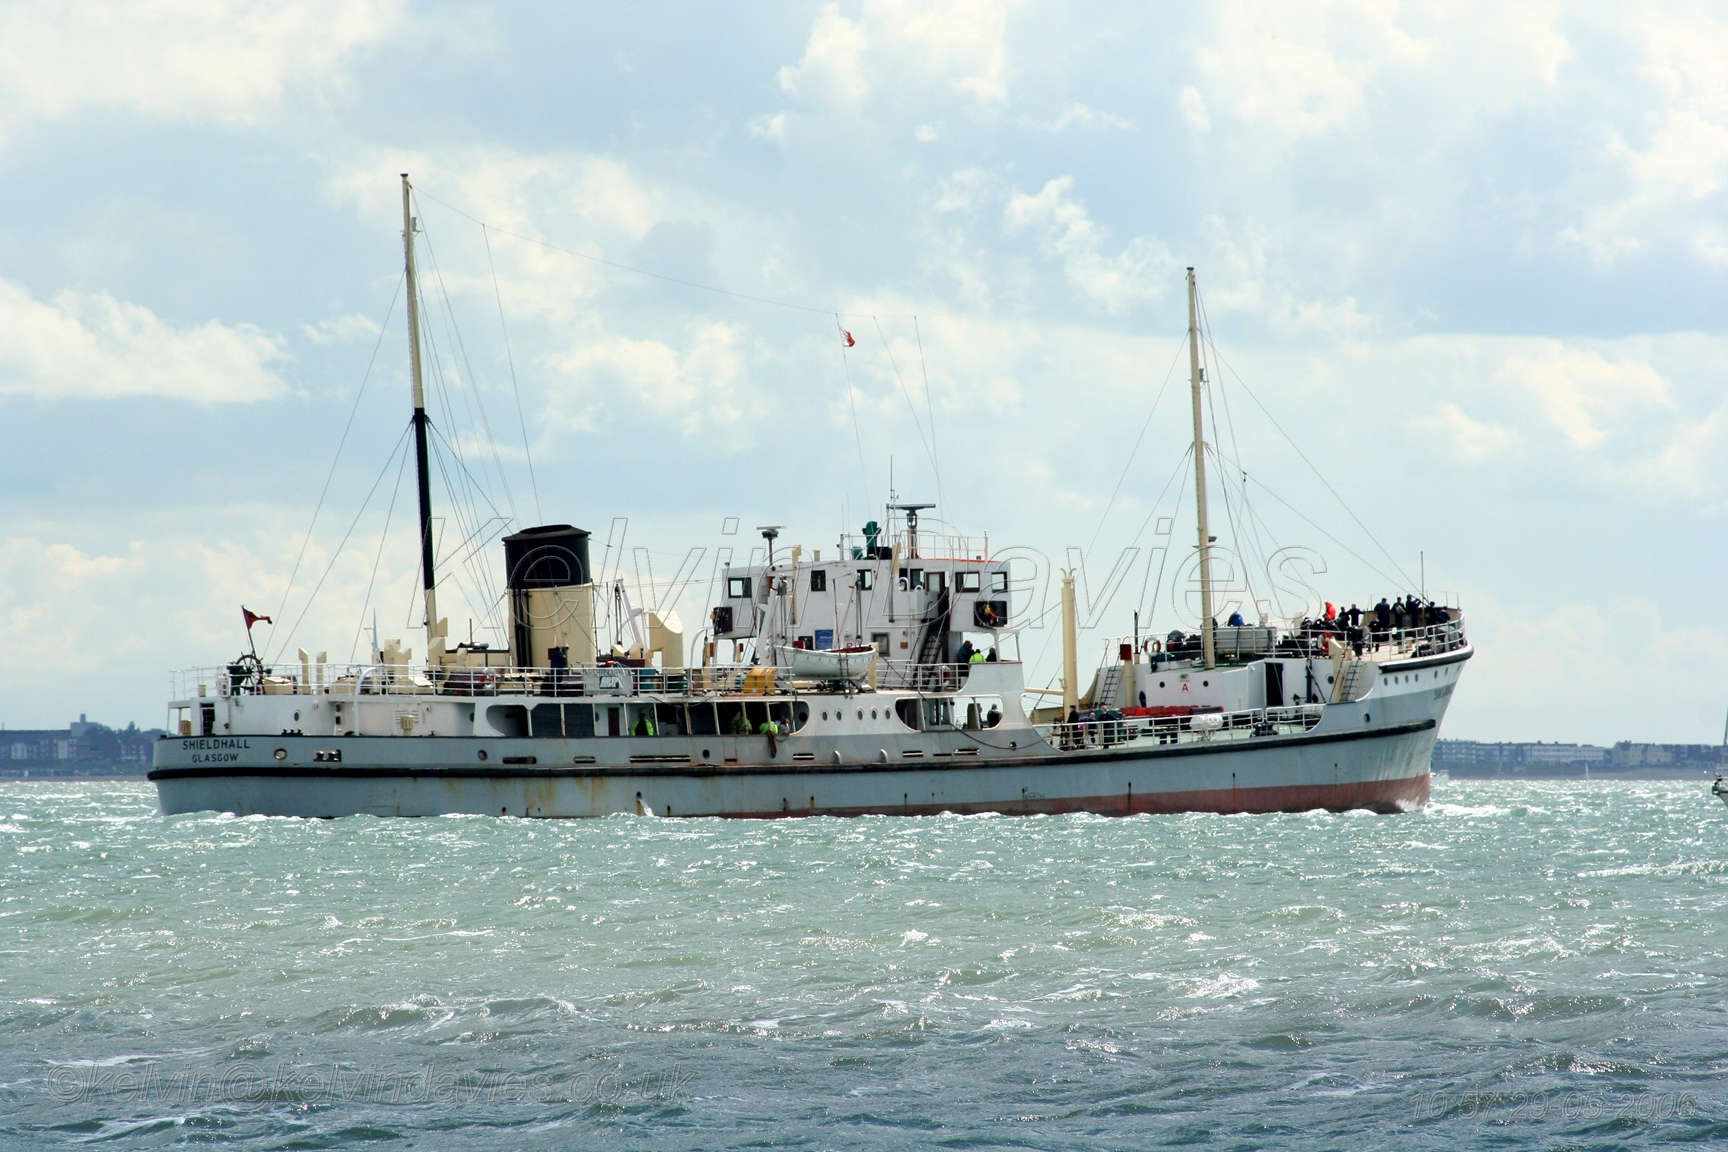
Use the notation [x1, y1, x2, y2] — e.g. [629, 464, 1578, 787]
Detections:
[1037, 703, 1326, 752]
[1150, 616, 1466, 665]
[171, 659, 1006, 701]
[839, 530, 991, 562]
[1292, 618, 1468, 661]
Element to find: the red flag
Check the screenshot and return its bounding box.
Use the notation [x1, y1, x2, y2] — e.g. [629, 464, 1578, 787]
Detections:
[841, 329, 855, 347]
[243, 607, 272, 629]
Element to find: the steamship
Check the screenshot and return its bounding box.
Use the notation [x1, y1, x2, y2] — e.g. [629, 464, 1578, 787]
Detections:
[149, 176, 1471, 819]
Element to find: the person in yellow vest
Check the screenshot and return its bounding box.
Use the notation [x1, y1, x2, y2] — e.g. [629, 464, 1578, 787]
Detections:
[968, 648, 987, 664]
[758, 717, 784, 756]
[634, 713, 655, 736]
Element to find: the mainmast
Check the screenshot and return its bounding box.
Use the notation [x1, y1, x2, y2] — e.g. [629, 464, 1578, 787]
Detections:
[1187, 267, 1216, 671]
[401, 174, 439, 662]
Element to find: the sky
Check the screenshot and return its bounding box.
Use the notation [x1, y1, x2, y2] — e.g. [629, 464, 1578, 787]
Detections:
[3, 1, 1727, 744]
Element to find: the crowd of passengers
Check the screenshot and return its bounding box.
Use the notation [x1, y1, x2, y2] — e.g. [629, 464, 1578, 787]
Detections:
[1155, 595, 1455, 660]
[1294, 595, 1454, 656]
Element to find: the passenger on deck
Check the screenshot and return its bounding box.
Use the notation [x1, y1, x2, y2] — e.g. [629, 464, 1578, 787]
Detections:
[985, 704, 1002, 727]
[1227, 610, 1245, 626]
[986, 648, 998, 662]
[634, 714, 656, 736]
[969, 648, 986, 663]
[729, 712, 751, 735]
[956, 639, 975, 665]
[1375, 598, 1392, 629]
[1348, 604, 1362, 628]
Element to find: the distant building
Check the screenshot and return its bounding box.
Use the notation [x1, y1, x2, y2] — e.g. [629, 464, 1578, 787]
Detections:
[1435, 739, 1723, 777]
[0, 715, 163, 776]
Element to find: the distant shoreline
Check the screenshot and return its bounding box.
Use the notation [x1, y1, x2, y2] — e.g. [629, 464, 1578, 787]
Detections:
[1435, 766, 1721, 781]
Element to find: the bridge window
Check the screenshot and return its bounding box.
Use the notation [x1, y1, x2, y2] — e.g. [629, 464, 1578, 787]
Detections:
[957, 571, 981, 593]
[728, 577, 752, 599]
[810, 570, 827, 592]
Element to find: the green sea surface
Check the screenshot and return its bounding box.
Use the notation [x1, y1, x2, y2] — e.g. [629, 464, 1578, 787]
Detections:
[2, 777, 1724, 1149]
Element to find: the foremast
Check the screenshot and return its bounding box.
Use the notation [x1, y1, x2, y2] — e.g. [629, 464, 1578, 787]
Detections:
[1187, 268, 1216, 671]
[401, 174, 440, 663]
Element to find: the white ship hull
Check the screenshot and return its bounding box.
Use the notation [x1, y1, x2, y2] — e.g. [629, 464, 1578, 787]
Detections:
[151, 650, 1465, 819]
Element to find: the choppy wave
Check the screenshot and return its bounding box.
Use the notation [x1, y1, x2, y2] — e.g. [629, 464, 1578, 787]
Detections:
[1, 776, 1724, 1149]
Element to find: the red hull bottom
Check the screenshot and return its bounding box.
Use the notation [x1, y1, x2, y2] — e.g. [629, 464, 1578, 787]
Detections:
[724, 772, 1431, 819]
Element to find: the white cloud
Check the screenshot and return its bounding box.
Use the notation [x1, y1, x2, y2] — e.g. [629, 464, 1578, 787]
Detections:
[1003, 176, 1176, 312]
[1178, 86, 1210, 133]
[327, 150, 666, 248]
[1458, 596, 1728, 743]
[750, 111, 788, 141]
[1436, 403, 1515, 462]
[914, 122, 943, 142]
[302, 313, 382, 346]
[322, 148, 679, 339]
[545, 322, 751, 438]
[1493, 343, 1673, 449]
[1192, 1, 1569, 141]
[776, 0, 1012, 114]
[1021, 102, 1131, 132]
[0, 0, 401, 142]
[0, 277, 287, 401]
[777, 4, 871, 110]
[1564, 8, 1728, 264]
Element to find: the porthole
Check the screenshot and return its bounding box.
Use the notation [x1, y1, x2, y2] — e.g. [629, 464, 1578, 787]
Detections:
[871, 709, 878, 719]
[1328, 675, 1335, 684]
[477, 750, 488, 761]
[274, 748, 287, 761]
[293, 710, 300, 722]
[857, 709, 864, 720]
[1202, 680, 1209, 687]
[1159, 681, 1165, 688]
[822, 711, 828, 721]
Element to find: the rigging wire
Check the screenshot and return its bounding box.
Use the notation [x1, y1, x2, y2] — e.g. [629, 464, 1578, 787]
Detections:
[414, 187, 940, 320]
[271, 423, 414, 661]
[1201, 360, 1262, 610]
[1024, 445, 1193, 681]
[1195, 287, 1415, 589]
[428, 421, 515, 636]
[871, 315, 940, 487]
[348, 435, 413, 662]
[416, 283, 502, 626]
[1127, 446, 1194, 626]
[262, 272, 403, 663]
[483, 222, 542, 524]
[413, 195, 519, 524]
[837, 317, 871, 495]
[1082, 333, 1187, 562]
[1195, 295, 1278, 602]
[913, 316, 945, 514]
[1207, 441, 1408, 591]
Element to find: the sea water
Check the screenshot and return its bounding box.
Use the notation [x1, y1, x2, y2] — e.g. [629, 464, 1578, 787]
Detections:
[1, 777, 1724, 1150]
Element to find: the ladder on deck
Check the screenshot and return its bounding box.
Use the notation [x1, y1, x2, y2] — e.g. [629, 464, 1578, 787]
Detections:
[1335, 659, 1366, 703]
[913, 590, 952, 680]
[1093, 660, 1125, 710]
